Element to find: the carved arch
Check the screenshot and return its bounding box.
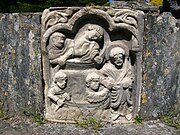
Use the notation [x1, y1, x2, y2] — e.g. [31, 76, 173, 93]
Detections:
[42, 8, 143, 51]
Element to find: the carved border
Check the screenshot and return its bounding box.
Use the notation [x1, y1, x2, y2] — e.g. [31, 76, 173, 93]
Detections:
[41, 7, 144, 122]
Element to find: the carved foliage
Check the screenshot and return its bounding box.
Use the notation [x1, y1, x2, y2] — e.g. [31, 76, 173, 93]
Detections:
[113, 9, 138, 28]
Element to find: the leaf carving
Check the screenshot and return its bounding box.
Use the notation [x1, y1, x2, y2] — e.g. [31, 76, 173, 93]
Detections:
[43, 11, 68, 29]
[113, 10, 138, 28]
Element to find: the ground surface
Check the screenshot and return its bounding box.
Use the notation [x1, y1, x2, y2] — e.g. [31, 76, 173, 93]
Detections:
[0, 117, 179, 135]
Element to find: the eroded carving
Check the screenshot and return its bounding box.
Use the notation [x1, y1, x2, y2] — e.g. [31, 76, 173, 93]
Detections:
[101, 45, 134, 121]
[42, 8, 80, 29]
[85, 72, 110, 105]
[72, 24, 103, 63]
[113, 9, 138, 28]
[47, 71, 71, 111]
[47, 24, 104, 67]
[48, 32, 73, 66]
[42, 7, 143, 123]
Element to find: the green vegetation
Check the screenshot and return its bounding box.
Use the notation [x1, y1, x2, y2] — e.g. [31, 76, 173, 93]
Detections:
[0, 101, 7, 119]
[134, 115, 143, 124]
[75, 117, 103, 131]
[0, 110, 4, 118]
[0, 0, 108, 13]
[32, 111, 45, 125]
[23, 109, 45, 125]
[162, 114, 180, 129]
[149, 0, 163, 6]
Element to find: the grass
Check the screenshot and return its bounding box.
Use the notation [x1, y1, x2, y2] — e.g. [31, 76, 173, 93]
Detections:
[0, 109, 5, 118]
[75, 117, 103, 132]
[0, 102, 10, 120]
[134, 115, 143, 124]
[32, 111, 45, 125]
[162, 115, 180, 129]
[23, 109, 45, 126]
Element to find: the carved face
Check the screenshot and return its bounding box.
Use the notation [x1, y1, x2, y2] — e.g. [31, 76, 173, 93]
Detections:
[113, 53, 124, 67]
[89, 78, 100, 91]
[56, 77, 67, 89]
[88, 29, 102, 41]
[110, 47, 125, 68]
[53, 35, 65, 49]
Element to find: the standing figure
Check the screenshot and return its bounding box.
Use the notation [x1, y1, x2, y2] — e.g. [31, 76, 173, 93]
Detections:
[100, 46, 134, 121]
[47, 71, 71, 111]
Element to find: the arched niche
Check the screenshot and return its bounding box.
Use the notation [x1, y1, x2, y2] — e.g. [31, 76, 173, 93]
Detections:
[41, 7, 144, 123]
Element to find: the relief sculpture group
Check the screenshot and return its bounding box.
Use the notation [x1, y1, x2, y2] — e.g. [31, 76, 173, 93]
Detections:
[42, 7, 143, 123]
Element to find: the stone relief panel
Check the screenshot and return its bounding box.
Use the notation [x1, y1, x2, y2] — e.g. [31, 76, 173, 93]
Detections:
[41, 7, 144, 123]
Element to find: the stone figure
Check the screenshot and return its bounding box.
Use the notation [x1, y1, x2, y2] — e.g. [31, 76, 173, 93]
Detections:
[85, 72, 109, 106]
[48, 24, 104, 66]
[47, 71, 71, 111]
[42, 7, 143, 123]
[72, 24, 104, 63]
[47, 32, 73, 66]
[100, 46, 134, 121]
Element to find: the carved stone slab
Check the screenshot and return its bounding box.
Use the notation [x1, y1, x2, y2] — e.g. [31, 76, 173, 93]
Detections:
[41, 7, 144, 123]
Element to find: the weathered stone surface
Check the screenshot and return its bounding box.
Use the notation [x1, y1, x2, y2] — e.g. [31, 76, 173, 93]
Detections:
[140, 12, 180, 119]
[41, 7, 144, 123]
[0, 13, 43, 116]
[0, 2, 179, 126]
[111, 1, 159, 13]
[0, 119, 179, 135]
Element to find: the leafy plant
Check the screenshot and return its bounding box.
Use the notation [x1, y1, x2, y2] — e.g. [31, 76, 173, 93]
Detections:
[149, 0, 163, 6]
[0, 108, 4, 118]
[162, 115, 180, 129]
[33, 111, 44, 125]
[134, 115, 143, 124]
[75, 117, 103, 132]
[0, 0, 109, 12]
[23, 109, 45, 125]
[0, 101, 5, 118]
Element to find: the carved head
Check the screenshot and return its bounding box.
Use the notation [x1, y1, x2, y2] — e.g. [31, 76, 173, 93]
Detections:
[49, 32, 65, 49]
[54, 71, 67, 89]
[109, 47, 125, 68]
[86, 25, 103, 41]
[86, 72, 100, 91]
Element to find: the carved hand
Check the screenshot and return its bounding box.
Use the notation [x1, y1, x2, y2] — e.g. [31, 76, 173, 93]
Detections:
[113, 82, 130, 89]
[63, 93, 71, 101]
[94, 56, 102, 64]
[101, 77, 115, 89]
[121, 80, 131, 88]
[57, 58, 66, 66]
[112, 84, 121, 90]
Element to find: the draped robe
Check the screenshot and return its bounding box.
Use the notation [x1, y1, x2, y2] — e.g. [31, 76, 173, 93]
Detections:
[100, 59, 134, 115]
